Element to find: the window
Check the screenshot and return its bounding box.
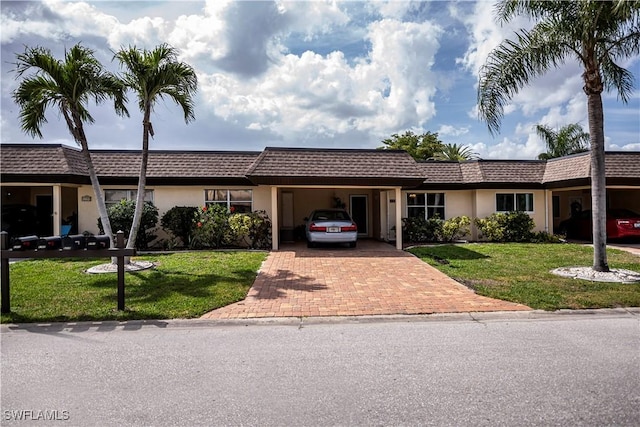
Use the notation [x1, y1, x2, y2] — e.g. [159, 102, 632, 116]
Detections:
[105, 189, 154, 209]
[205, 189, 252, 213]
[407, 193, 445, 219]
[496, 193, 534, 212]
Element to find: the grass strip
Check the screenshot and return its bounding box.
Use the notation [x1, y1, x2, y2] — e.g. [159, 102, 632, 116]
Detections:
[1, 251, 267, 323]
[409, 243, 640, 310]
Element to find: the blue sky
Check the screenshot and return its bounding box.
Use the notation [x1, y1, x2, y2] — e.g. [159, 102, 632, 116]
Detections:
[1, 0, 638, 159]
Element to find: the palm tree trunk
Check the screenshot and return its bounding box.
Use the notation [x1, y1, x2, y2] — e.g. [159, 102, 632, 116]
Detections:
[75, 127, 114, 243]
[587, 92, 609, 272]
[127, 110, 151, 252]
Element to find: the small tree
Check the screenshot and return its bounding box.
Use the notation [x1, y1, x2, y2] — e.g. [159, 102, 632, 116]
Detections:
[12, 44, 128, 244]
[378, 130, 445, 161]
[114, 44, 197, 253]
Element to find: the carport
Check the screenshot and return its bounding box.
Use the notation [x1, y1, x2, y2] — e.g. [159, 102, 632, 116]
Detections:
[543, 153, 640, 233]
[1, 184, 79, 237]
[244, 147, 426, 250]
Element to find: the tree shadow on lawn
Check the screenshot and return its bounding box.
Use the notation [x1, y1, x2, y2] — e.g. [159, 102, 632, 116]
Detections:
[88, 267, 259, 304]
[409, 245, 490, 262]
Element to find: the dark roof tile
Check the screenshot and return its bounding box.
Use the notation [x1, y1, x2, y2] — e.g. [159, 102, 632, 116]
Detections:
[246, 147, 424, 179]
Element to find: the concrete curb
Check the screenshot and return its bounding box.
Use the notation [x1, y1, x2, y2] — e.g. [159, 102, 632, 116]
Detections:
[2, 307, 638, 333]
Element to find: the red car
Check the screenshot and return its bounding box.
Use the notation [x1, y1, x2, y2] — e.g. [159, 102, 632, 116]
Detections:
[559, 209, 640, 241]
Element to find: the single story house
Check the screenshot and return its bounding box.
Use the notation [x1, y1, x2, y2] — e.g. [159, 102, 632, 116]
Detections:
[1, 143, 639, 250]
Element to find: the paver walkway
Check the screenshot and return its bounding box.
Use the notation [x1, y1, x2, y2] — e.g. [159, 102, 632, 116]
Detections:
[202, 241, 530, 319]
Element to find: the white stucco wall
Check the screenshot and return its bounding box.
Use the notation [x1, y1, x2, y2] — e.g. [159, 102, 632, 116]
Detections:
[473, 189, 548, 234]
[77, 185, 271, 237]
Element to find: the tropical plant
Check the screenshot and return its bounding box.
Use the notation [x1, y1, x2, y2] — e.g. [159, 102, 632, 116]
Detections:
[477, 0, 640, 271]
[431, 143, 480, 161]
[535, 123, 590, 160]
[378, 130, 445, 161]
[114, 44, 197, 252]
[191, 204, 233, 249]
[12, 44, 128, 243]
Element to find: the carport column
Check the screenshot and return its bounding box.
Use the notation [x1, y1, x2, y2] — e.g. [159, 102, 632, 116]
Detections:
[395, 187, 402, 250]
[271, 186, 279, 250]
[53, 185, 62, 236]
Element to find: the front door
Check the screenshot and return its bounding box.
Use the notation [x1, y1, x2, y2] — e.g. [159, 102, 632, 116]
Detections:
[350, 195, 368, 237]
[35, 194, 53, 236]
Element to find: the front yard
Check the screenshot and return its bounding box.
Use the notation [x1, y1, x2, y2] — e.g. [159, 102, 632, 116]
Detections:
[0, 251, 267, 323]
[409, 243, 640, 310]
[1, 243, 639, 323]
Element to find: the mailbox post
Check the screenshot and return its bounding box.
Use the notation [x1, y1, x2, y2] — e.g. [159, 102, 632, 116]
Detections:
[1, 232, 9, 314]
[0, 231, 134, 314]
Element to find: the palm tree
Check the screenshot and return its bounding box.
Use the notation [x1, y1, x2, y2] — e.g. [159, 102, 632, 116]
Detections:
[12, 44, 128, 243]
[477, 0, 640, 272]
[431, 143, 480, 161]
[114, 44, 197, 250]
[535, 123, 589, 160]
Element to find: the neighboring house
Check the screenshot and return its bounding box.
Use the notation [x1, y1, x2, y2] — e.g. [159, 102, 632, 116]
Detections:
[1, 144, 639, 250]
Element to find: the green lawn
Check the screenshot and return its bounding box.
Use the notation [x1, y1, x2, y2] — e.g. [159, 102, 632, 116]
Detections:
[0, 251, 267, 323]
[409, 243, 640, 310]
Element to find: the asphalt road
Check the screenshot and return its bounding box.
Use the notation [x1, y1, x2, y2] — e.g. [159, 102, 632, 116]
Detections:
[1, 310, 639, 426]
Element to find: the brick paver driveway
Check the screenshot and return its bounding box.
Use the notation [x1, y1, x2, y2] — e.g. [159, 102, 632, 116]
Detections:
[202, 240, 531, 319]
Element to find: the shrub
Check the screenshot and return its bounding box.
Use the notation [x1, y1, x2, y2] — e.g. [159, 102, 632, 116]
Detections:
[530, 230, 563, 243]
[475, 211, 534, 242]
[98, 200, 159, 250]
[160, 206, 198, 247]
[190, 204, 233, 249]
[440, 216, 471, 242]
[228, 210, 272, 249]
[402, 216, 443, 243]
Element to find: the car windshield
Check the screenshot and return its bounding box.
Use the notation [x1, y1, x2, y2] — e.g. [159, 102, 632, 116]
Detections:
[609, 209, 640, 218]
[312, 210, 350, 221]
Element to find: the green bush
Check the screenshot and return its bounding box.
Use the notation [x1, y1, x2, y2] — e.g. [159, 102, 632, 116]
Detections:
[402, 216, 443, 243]
[190, 204, 233, 249]
[475, 211, 534, 242]
[98, 200, 159, 250]
[228, 210, 272, 249]
[160, 206, 198, 247]
[440, 216, 471, 242]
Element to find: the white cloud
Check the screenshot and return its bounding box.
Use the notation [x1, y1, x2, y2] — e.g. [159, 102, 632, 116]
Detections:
[471, 133, 544, 160]
[437, 125, 469, 137]
[197, 15, 443, 143]
[608, 142, 640, 151]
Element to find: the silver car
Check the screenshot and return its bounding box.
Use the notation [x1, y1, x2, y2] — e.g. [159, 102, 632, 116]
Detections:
[305, 209, 358, 248]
